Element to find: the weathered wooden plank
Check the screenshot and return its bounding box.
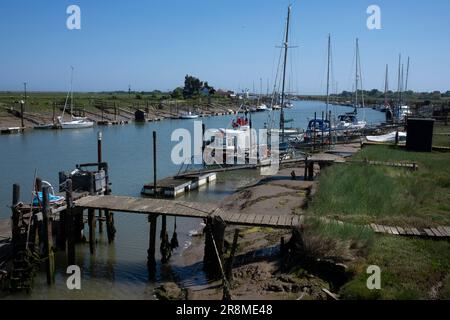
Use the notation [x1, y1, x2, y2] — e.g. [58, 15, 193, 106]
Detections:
[262, 215, 272, 225]
[390, 227, 400, 235]
[411, 228, 421, 236]
[269, 216, 280, 226]
[277, 216, 288, 227]
[430, 228, 443, 237]
[423, 229, 435, 237]
[437, 226, 450, 237]
[397, 227, 405, 235]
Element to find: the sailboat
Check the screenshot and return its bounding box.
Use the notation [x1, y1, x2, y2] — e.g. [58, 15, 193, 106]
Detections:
[57, 67, 94, 129]
[256, 78, 269, 112]
[396, 56, 412, 122]
[336, 38, 367, 132]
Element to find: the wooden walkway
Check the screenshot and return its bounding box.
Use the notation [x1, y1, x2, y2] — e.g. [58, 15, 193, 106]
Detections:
[74, 195, 303, 229]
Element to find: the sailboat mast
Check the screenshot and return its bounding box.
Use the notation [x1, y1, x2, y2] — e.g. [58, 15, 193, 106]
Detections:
[326, 34, 331, 114]
[70, 66, 74, 119]
[405, 57, 410, 92]
[280, 5, 291, 142]
[354, 38, 359, 112]
[384, 64, 389, 107]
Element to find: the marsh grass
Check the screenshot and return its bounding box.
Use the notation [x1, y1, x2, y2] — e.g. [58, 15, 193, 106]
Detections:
[340, 236, 450, 300]
[310, 145, 450, 227]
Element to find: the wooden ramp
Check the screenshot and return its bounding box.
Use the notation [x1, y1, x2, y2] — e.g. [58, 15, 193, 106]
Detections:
[74, 195, 302, 229]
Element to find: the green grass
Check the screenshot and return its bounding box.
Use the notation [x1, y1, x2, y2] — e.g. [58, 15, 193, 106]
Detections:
[340, 236, 450, 300]
[0, 91, 234, 115]
[434, 124, 450, 147]
[310, 145, 450, 227]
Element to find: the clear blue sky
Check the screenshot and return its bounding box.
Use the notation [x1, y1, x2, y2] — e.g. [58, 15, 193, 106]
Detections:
[0, 0, 449, 94]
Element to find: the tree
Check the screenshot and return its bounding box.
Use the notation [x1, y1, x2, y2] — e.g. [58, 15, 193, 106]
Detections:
[171, 87, 184, 99]
[183, 75, 203, 99]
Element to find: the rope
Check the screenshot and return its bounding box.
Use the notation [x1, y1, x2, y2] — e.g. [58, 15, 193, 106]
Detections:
[208, 222, 232, 300]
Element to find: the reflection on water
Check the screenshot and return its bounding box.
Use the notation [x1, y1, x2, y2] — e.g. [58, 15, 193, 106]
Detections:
[0, 101, 385, 299]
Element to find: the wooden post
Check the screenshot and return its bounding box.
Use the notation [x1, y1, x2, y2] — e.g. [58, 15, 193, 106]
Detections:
[103, 163, 116, 243]
[42, 186, 55, 285]
[65, 179, 76, 266]
[153, 131, 157, 196]
[88, 208, 96, 255]
[204, 216, 226, 279]
[225, 229, 240, 283]
[147, 215, 158, 278]
[308, 161, 314, 181]
[97, 131, 104, 233]
[20, 101, 24, 128]
[202, 123, 206, 167]
[11, 184, 21, 255]
[313, 112, 317, 148]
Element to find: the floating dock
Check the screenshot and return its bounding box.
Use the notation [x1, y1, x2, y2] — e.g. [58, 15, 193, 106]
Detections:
[0, 127, 24, 135]
[141, 172, 217, 197]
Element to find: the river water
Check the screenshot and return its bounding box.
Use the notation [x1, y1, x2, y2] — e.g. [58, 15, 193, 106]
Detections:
[0, 101, 385, 299]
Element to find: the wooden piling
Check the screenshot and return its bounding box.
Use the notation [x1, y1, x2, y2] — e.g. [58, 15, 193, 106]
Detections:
[65, 179, 76, 266]
[97, 132, 104, 233]
[225, 229, 240, 283]
[42, 186, 55, 285]
[88, 209, 96, 255]
[153, 131, 157, 194]
[204, 216, 226, 278]
[147, 215, 158, 277]
[103, 163, 116, 243]
[11, 184, 21, 255]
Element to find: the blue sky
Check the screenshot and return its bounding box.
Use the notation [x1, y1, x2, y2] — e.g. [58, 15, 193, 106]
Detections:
[0, 0, 449, 94]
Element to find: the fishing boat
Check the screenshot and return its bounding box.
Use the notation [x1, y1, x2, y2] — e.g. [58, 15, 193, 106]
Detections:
[180, 112, 199, 119]
[204, 112, 265, 165]
[58, 67, 94, 129]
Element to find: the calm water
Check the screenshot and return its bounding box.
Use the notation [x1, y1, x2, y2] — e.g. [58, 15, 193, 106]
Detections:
[0, 101, 385, 299]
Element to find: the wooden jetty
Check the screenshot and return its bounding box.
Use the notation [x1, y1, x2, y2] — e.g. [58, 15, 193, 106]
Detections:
[75, 195, 302, 229]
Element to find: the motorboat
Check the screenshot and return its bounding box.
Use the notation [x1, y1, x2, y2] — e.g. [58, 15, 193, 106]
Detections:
[180, 112, 199, 119]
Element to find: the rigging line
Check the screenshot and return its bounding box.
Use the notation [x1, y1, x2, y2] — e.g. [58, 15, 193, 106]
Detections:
[347, 45, 356, 94]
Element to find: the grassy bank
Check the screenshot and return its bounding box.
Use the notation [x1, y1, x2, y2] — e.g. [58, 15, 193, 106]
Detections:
[340, 236, 450, 300]
[305, 144, 450, 299]
[310, 145, 450, 227]
[0, 91, 235, 116]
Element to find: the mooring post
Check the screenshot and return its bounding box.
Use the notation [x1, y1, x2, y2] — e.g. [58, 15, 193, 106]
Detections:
[20, 100, 24, 128]
[65, 179, 76, 266]
[42, 186, 55, 285]
[225, 229, 240, 283]
[147, 215, 158, 278]
[153, 131, 157, 196]
[11, 184, 21, 255]
[204, 216, 226, 279]
[97, 131, 104, 233]
[88, 173, 96, 255]
[103, 163, 116, 243]
[202, 123, 206, 167]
